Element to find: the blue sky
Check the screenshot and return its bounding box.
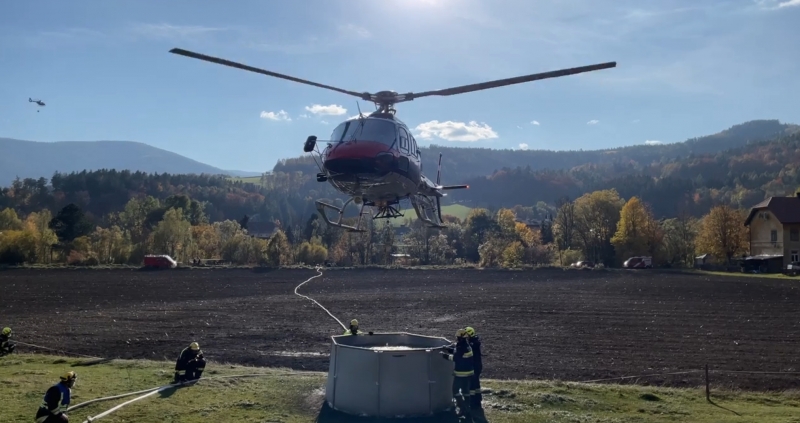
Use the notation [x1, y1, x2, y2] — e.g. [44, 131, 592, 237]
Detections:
[1, 0, 799, 172]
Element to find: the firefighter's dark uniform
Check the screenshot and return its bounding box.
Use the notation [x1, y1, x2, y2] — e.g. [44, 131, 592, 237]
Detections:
[442, 330, 474, 420]
[174, 343, 206, 383]
[35, 372, 75, 423]
[0, 327, 16, 356]
[466, 327, 483, 408]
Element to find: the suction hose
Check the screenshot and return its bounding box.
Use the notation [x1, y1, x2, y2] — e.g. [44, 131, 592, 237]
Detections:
[294, 266, 347, 331]
[75, 372, 308, 422]
[14, 340, 103, 360]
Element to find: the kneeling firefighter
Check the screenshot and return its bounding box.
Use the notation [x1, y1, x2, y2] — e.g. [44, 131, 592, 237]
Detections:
[173, 342, 206, 383]
[441, 328, 474, 421]
[34, 371, 77, 423]
[1, 327, 16, 356]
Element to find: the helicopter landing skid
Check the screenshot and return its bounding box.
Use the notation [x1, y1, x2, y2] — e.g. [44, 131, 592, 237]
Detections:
[410, 194, 446, 229]
[315, 198, 369, 232]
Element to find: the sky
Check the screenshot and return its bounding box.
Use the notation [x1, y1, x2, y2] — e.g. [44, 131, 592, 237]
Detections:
[1, 0, 799, 173]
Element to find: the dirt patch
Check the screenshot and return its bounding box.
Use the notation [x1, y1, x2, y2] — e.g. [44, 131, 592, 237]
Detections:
[3, 268, 800, 390]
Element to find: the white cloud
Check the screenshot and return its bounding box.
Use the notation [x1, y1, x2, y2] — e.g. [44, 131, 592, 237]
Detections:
[305, 104, 347, 116]
[518, 143, 529, 150]
[299, 114, 310, 119]
[260, 110, 290, 121]
[587, 119, 599, 125]
[338, 24, 371, 38]
[128, 23, 230, 39]
[631, 119, 641, 124]
[516, 125, 522, 129]
[754, 0, 800, 9]
[644, 140, 662, 145]
[415, 120, 498, 142]
[531, 120, 540, 125]
[320, 120, 329, 125]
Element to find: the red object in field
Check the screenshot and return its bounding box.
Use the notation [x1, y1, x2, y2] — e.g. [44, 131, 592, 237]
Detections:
[143, 255, 177, 268]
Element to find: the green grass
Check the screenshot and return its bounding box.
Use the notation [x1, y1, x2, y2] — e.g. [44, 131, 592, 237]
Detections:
[3, 355, 799, 422]
[390, 203, 473, 226]
[229, 176, 262, 185]
[679, 269, 800, 280]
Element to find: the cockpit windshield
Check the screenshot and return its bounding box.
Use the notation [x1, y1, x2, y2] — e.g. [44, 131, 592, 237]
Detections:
[329, 118, 397, 146]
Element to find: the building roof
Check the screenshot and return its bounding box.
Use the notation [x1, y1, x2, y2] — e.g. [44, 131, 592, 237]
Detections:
[744, 195, 800, 226]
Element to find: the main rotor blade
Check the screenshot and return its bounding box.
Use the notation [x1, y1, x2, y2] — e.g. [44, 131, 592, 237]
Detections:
[411, 62, 616, 99]
[169, 48, 368, 100]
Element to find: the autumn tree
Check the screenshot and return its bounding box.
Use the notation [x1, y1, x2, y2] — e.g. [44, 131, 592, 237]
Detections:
[463, 208, 498, 262]
[150, 208, 194, 262]
[23, 210, 58, 263]
[266, 229, 292, 266]
[0, 208, 23, 231]
[191, 224, 220, 259]
[695, 205, 749, 263]
[661, 214, 698, 267]
[611, 197, 662, 263]
[573, 189, 625, 265]
[297, 236, 328, 265]
[553, 197, 577, 265]
[91, 226, 131, 264]
[118, 196, 160, 244]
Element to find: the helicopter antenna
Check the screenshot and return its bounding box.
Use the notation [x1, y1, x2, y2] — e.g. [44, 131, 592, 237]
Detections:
[356, 101, 364, 119]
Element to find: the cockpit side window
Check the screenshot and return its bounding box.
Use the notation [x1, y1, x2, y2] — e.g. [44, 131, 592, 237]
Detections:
[329, 119, 397, 145]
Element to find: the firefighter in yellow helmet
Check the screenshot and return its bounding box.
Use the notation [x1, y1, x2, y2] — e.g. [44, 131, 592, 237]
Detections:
[173, 342, 206, 383]
[0, 327, 16, 356]
[343, 319, 360, 335]
[465, 326, 483, 409]
[34, 371, 76, 422]
[441, 328, 474, 421]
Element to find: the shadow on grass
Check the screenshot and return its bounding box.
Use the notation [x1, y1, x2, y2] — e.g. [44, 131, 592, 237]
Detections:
[315, 403, 490, 422]
[708, 399, 741, 416]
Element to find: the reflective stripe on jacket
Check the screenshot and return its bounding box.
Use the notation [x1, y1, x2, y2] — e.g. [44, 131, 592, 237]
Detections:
[445, 339, 474, 377]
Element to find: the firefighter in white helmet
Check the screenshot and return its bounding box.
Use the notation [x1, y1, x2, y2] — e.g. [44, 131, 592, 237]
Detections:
[34, 371, 76, 422]
[343, 319, 361, 335]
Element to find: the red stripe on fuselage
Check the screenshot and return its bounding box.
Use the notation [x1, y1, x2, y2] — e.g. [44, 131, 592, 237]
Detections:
[326, 141, 395, 161]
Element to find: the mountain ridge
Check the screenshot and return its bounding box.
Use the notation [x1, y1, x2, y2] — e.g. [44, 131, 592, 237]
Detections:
[0, 138, 261, 184]
[3, 119, 797, 185]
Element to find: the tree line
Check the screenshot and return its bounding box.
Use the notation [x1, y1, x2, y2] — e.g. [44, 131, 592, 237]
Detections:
[0, 187, 749, 268]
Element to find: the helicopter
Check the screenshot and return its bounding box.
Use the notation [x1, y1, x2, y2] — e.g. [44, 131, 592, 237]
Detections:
[169, 48, 616, 232]
[29, 98, 45, 112]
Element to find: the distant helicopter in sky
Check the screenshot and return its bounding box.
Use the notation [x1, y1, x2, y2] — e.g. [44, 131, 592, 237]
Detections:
[29, 98, 45, 112]
[168, 48, 616, 232]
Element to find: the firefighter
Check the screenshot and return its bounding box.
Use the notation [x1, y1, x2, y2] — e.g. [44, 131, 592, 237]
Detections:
[441, 328, 474, 421]
[1, 327, 16, 356]
[173, 342, 206, 383]
[34, 371, 76, 422]
[465, 326, 483, 409]
[343, 319, 360, 335]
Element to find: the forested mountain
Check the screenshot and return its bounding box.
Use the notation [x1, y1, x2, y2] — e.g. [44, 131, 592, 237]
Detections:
[1, 119, 799, 230]
[274, 119, 799, 183]
[0, 138, 260, 184]
[460, 130, 800, 216]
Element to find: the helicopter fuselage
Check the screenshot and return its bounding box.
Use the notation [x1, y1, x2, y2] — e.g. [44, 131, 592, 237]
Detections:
[317, 114, 437, 206]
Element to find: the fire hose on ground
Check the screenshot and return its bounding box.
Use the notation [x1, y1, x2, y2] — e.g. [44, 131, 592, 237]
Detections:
[9, 267, 345, 421]
[74, 267, 340, 422]
[71, 372, 312, 422]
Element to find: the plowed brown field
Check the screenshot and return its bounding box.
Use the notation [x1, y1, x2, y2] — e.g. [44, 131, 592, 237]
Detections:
[3, 267, 799, 390]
